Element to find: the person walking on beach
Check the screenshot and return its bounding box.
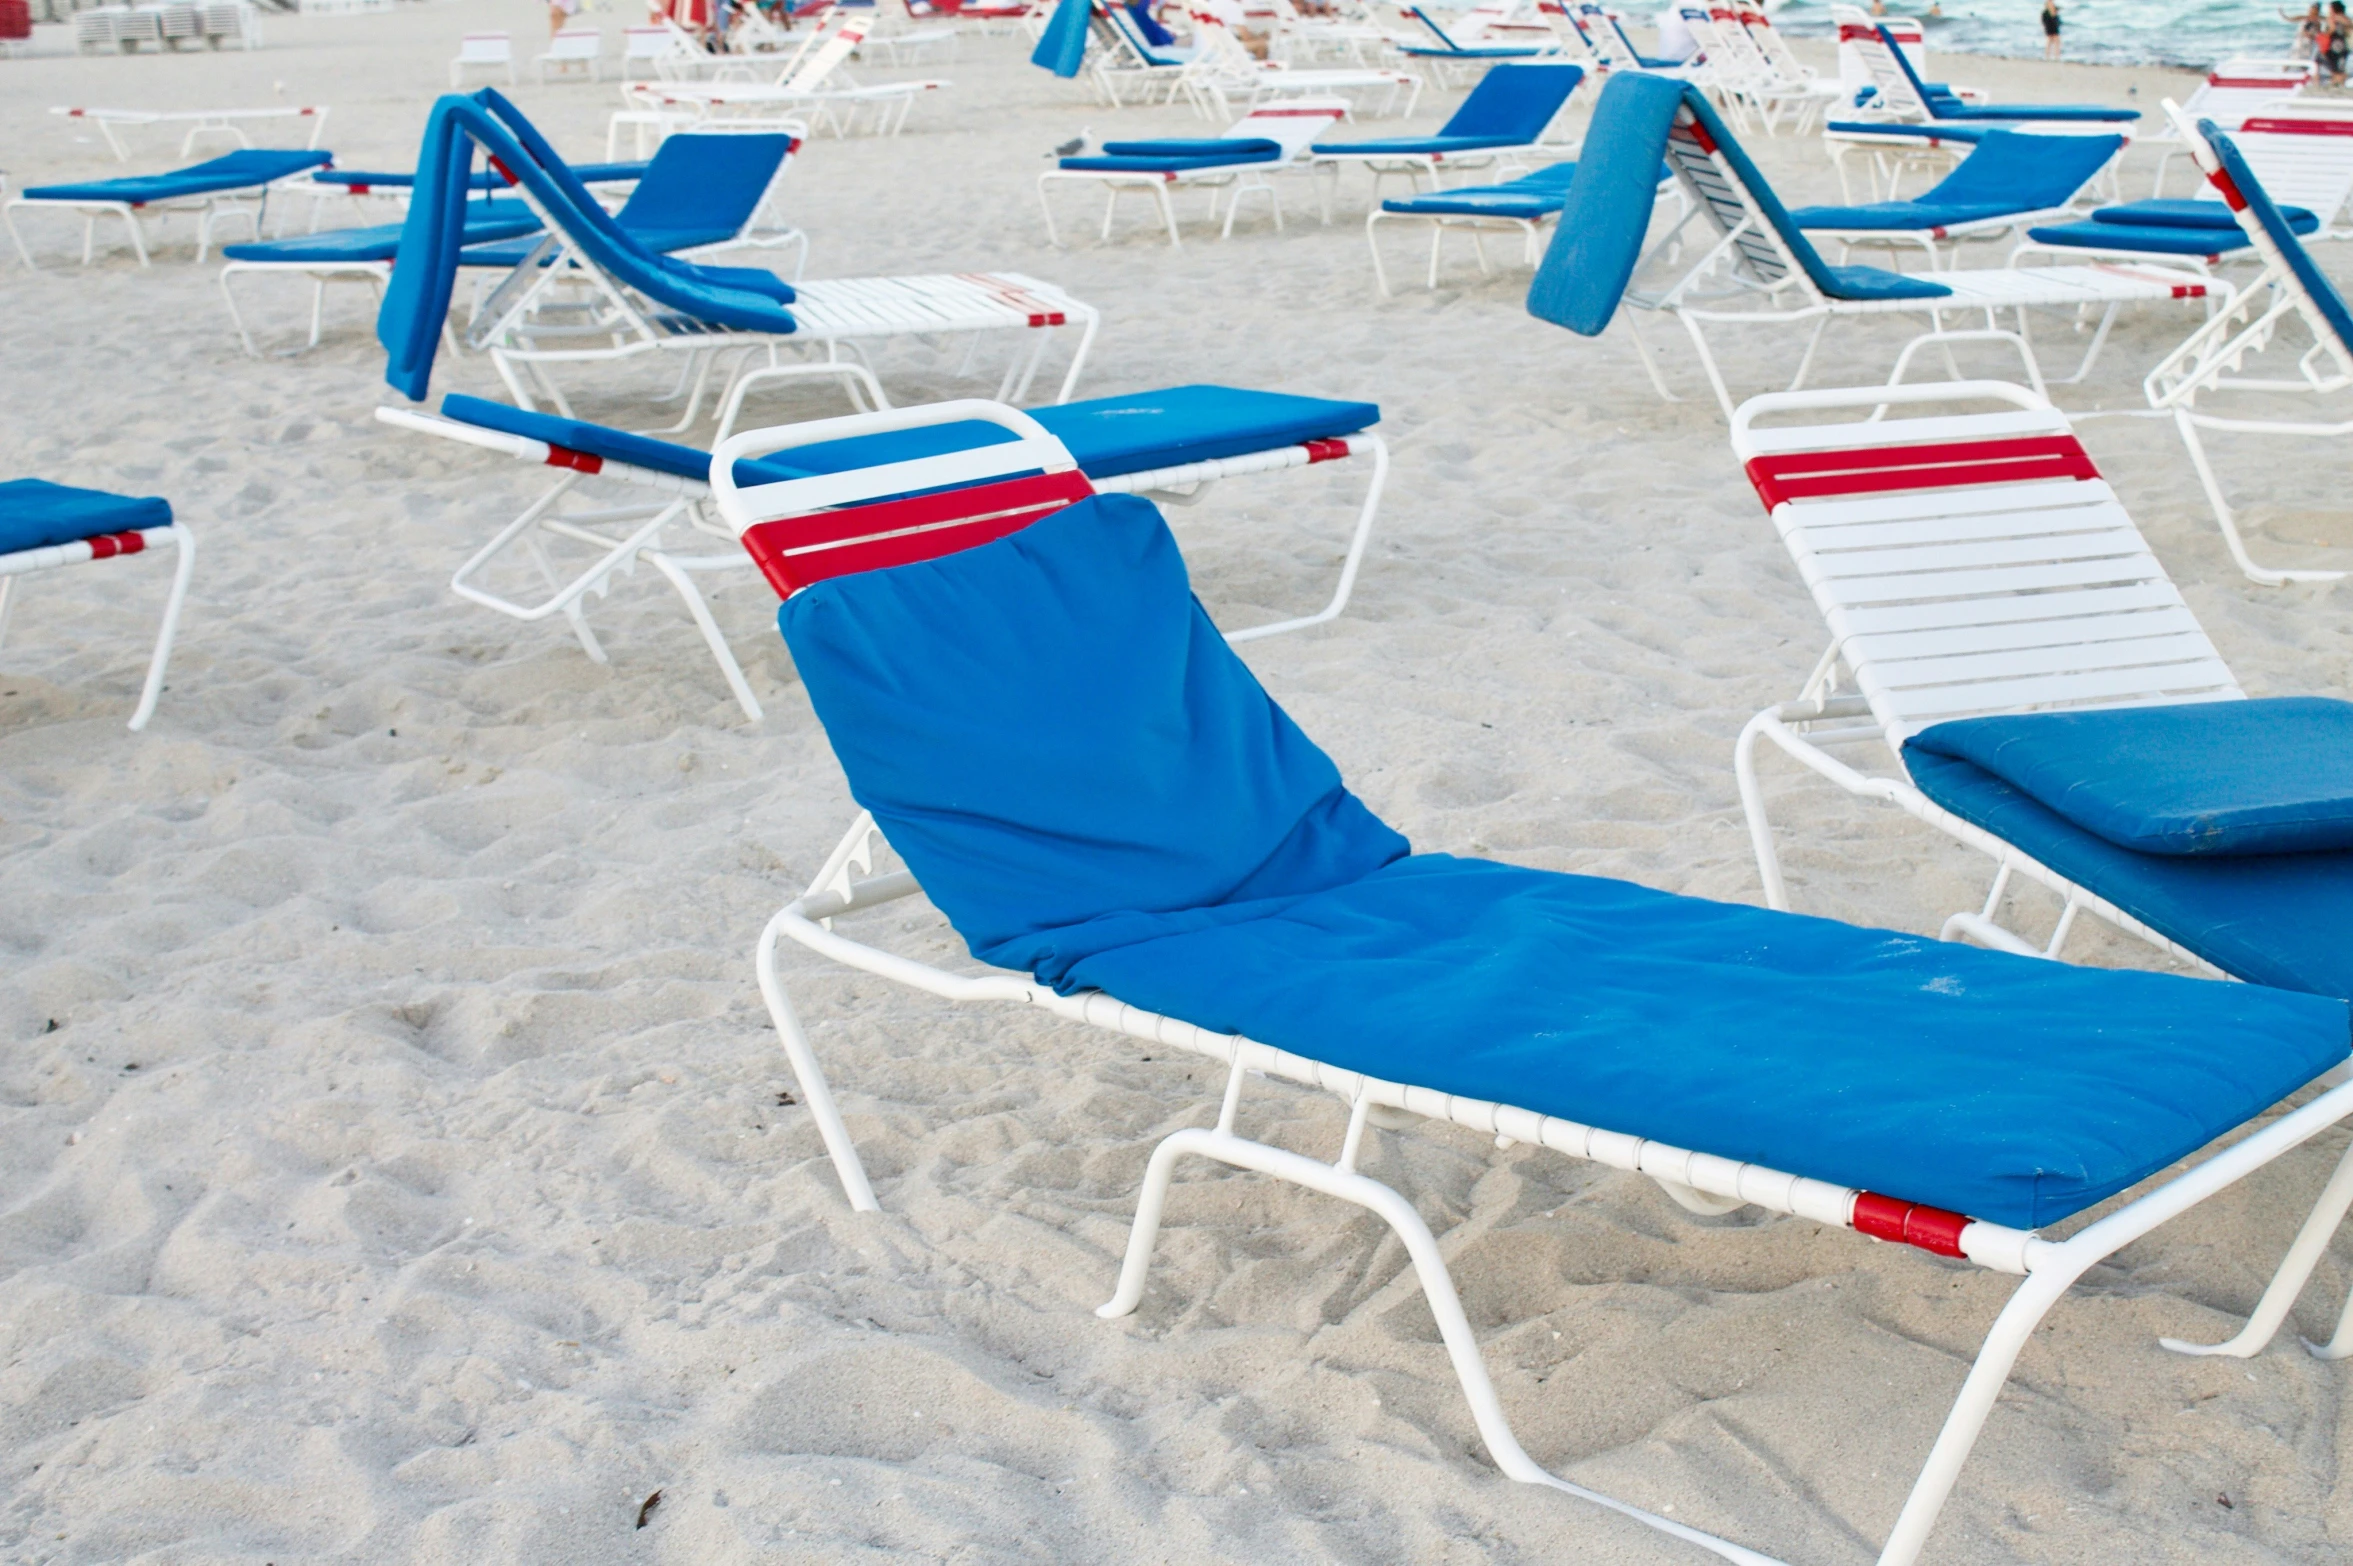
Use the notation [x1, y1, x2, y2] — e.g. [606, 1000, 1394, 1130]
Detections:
[2041, 0, 2062, 60]
[2328, 0, 2353, 85]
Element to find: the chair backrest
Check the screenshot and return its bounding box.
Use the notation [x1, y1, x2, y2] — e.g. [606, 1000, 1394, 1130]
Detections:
[1739, 7, 1807, 79]
[613, 130, 794, 236]
[1402, 5, 1462, 51]
[548, 28, 602, 58]
[1850, 21, 1927, 117]
[2181, 58, 2312, 126]
[1103, 1, 1180, 65]
[458, 32, 512, 63]
[1227, 97, 1350, 156]
[624, 23, 679, 57]
[1703, 5, 1774, 79]
[711, 401, 1094, 596]
[1534, 2, 1603, 67]
[1915, 128, 2121, 212]
[2215, 110, 2353, 225]
[1728, 381, 2240, 748]
[782, 12, 869, 87]
[2181, 108, 2353, 365]
[1438, 61, 1582, 140]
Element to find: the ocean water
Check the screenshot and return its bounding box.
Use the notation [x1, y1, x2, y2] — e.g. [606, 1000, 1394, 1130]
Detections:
[1768, 0, 2308, 69]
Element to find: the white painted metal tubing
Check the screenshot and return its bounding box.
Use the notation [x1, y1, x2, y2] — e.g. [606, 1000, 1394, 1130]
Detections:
[2160, 1134, 2353, 1360]
[1096, 1126, 1789, 1566]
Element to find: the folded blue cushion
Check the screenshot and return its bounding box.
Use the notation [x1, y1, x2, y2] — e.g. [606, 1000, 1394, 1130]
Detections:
[1096, 136, 1281, 159]
[2026, 219, 2255, 256]
[1907, 698, 2353, 857]
[0, 478, 172, 554]
[1824, 119, 1994, 144]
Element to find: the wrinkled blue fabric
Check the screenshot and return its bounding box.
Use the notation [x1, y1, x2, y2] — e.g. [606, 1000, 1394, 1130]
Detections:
[773, 493, 2349, 1228]
[2208, 119, 2353, 357]
[1907, 698, 2353, 858]
[377, 91, 796, 402]
[26, 148, 333, 204]
[1907, 747, 2353, 1000]
[0, 479, 172, 553]
[1031, 0, 1091, 76]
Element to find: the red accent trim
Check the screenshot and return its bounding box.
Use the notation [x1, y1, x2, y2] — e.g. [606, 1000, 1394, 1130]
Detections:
[544, 443, 604, 475]
[1677, 113, 1718, 155]
[1852, 1192, 1971, 1257]
[739, 470, 1096, 598]
[487, 156, 519, 186]
[1303, 437, 1351, 463]
[2238, 115, 2353, 136]
[1743, 433, 2099, 510]
[84, 530, 148, 561]
[2208, 75, 2307, 89]
[347, 181, 373, 194]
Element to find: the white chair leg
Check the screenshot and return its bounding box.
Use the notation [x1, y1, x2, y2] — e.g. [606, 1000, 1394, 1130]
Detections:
[128, 525, 196, 731]
[2173, 409, 2346, 586]
[1225, 433, 1386, 642]
[756, 908, 879, 1212]
[2161, 1136, 2353, 1360]
[0, 575, 14, 651]
[643, 550, 763, 721]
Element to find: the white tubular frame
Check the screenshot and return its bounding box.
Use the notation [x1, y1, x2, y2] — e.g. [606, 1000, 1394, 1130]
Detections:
[5, 163, 323, 270]
[0, 522, 195, 732]
[2137, 99, 2352, 586]
[1610, 99, 2214, 420]
[47, 104, 330, 163]
[1036, 100, 1350, 250]
[753, 807, 2353, 1566]
[374, 406, 767, 721]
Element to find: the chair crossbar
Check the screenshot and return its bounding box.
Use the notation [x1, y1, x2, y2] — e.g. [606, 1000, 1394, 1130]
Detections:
[738, 470, 1096, 595]
[1745, 434, 2099, 508]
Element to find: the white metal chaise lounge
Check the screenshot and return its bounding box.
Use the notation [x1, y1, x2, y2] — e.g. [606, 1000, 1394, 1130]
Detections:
[2139, 105, 2353, 586]
[379, 91, 1096, 436]
[6, 147, 335, 267]
[375, 380, 1389, 715]
[705, 398, 2353, 1566]
[1526, 73, 2215, 419]
[1038, 97, 1348, 247]
[0, 479, 195, 732]
[46, 103, 329, 164]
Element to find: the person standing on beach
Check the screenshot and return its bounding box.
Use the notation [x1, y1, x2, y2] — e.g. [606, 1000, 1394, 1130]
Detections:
[2286, 2, 2324, 61]
[548, 0, 578, 38]
[2041, 0, 2062, 60]
[2328, 0, 2353, 85]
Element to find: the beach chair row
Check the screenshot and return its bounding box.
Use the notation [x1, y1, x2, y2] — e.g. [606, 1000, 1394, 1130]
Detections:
[74, 0, 254, 51]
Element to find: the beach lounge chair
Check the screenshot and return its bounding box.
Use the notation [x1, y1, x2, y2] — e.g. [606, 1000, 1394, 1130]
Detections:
[1394, 2, 1552, 85]
[5, 148, 335, 268]
[2017, 105, 2353, 268]
[0, 479, 195, 732]
[1572, 3, 1681, 71]
[708, 397, 2353, 1566]
[218, 197, 542, 357]
[1177, 12, 1421, 122]
[1039, 98, 1348, 247]
[381, 91, 1096, 434]
[1842, 20, 2136, 129]
[621, 22, 693, 81]
[451, 31, 518, 87]
[1730, 376, 2353, 1002]
[1526, 74, 2213, 419]
[537, 27, 605, 81]
[1676, 5, 1824, 138]
[640, 14, 951, 137]
[376, 382, 1386, 713]
[1078, 1, 1191, 107]
[2143, 57, 2313, 195]
[459, 130, 806, 273]
[1789, 127, 2122, 269]
[1365, 160, 1577, 292]
[2138, 109, 2353, 586]
[47, 103, 329, 164]
[302, 158, 650, 229]
[1310, 60, 1581, 199]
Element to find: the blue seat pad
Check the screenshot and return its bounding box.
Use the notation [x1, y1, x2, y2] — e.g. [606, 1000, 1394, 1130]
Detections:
[1794, 199, 2032, 231]
[1312, 134, 1531, 157]
[1059, 148, 1284, 173]
[1096, 136, 1281, 158]
[2093, 197, 2318, 231]
[26, 148, 335, 204]
[315, 161, 648, 190]
[225, 199, 540, 263]
[1906, 746, 2353, 1000]
[2026, 219, 2254, 256]
[0, 478, 173, 553]
[1908, 698, 2353, 858]
[1825, 119, 1994, 144]
[1926, 101, 2139, 123]
[777, 495, 2351, 1230]
[442, 383, 1379, 486]
[458, 223, 744, 267]
[1401, 42, 1547, 56]
[1382, 189, 1566, 218]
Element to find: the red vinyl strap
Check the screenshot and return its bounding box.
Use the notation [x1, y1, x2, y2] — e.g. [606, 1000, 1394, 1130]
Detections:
[1851, 1191, 1971, 1257]
[84, 530, 148, 561]
[2239, 115, 2353, 136]
[1303, 437, 1351, 464]
[740, 469, 1095, 598]
[1674, 112, 1718, 155]
[544, 443, 603, 475]
[1744, 433, 2098, 510]
[2210, 76, 2307, 90]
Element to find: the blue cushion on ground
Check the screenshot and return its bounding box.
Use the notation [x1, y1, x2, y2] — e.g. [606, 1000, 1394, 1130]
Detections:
[2095, 197, 2318, 231]
[2026, 219, 2254, 256]
[776, 493, 2350, 1228]
[1907, 698, 2353, 858]
[0, 478, 172, 553]
[1905, 745, 2353, 1000]
[226, 198, 540, 263]
[755, 384, 1381, 482]
[26, 148, 335, 204]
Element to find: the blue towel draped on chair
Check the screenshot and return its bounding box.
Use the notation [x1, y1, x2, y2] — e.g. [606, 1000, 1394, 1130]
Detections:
[774, 491, 2348, 1230]
[1031, 0, 1091, 77]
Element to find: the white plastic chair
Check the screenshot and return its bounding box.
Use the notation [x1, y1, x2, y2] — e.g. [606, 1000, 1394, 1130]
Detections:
[450, 32, 517, 87]
[537, 27, 604, 81]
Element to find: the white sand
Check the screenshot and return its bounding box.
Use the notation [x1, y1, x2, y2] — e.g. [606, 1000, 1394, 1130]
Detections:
[3, 7, 2352, 1561]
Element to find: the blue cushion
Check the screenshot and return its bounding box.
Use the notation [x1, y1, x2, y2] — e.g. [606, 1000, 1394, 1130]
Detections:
[1030, 0, 1090, 77]
[438, 393, 795, 486]
[1906, 745, 2353, 1000]
[0, 478, 172, 553]
[2094, 197, 2318, 231]
[2025, 219, 2254, 257]
[1312, 134, 1531, 158]
[25, 148, 334, 205]
[458, 223, 762, 270]
[1060, 142, 1282, 173]
[313, 161, 648, 192]
[2207, 120, 2353, 359]
[1907, 698, 2353, 857]
[1925, 99, 2139, 123]
[1794, 199, 2032, 231]
[776, 493, 2350, 1228]
[1400, 43, 1547, 57]
[1096, 136, 1280, 159]
[1824, 119, 1993, 145]
[761, 384, 1382, 482]
[225, 198, 540, 264]
[611, 133, 791, 236]
[1527, 73, 1681, 334]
